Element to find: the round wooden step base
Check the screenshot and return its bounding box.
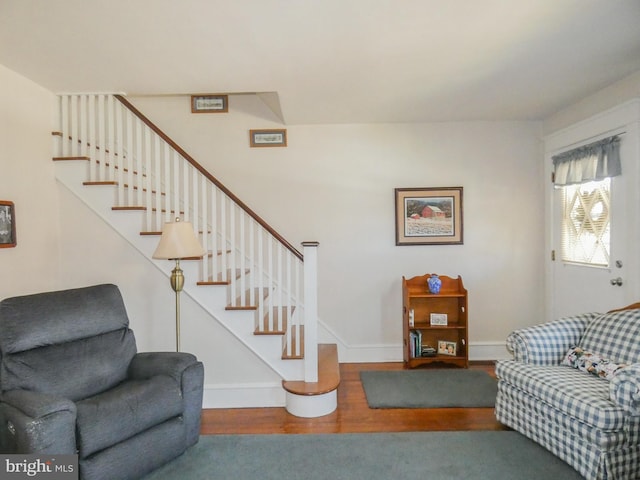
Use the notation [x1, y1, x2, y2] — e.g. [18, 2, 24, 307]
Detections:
[285, 389, 337, 418]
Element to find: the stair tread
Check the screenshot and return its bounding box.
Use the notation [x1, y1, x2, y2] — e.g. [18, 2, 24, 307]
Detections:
[112, 206, 146, 211]
[198, 269, 248, 286]
[197, 280, 229, 286]
[282, 344, 340, 396]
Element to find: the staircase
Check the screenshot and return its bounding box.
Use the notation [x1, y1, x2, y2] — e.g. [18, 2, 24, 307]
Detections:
[52, 93, 338, 417]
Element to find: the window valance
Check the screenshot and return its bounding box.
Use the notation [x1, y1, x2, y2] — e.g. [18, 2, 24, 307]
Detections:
[552, 135, 621, 186]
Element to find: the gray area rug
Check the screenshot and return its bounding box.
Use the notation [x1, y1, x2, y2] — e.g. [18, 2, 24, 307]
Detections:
[360, 369, 497, 408]
[142, 431, 584, 480]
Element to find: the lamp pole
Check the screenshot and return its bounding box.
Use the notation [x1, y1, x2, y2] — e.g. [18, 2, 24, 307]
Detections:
[170, 258, 185, 352]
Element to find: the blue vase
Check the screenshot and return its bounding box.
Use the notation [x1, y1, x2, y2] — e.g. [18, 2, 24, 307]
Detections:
[427, 274, 442, 294]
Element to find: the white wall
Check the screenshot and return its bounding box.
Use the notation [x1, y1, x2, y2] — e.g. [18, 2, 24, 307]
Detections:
[0, 64, 59, 297]
[129, 94, 546, 361]
[543, 70, 640, 135]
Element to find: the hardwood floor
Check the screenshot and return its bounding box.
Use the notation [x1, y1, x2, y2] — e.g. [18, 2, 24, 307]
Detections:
[200, 362, 509, 435]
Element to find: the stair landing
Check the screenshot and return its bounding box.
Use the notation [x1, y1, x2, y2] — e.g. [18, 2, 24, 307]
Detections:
[282, 344, 339, 417]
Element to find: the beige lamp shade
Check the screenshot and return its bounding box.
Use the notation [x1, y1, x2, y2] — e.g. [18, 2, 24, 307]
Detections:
[153, 219, 205, 260]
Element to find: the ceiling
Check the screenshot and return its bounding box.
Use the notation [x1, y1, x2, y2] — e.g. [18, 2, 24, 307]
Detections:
[1, 0, 639, 125]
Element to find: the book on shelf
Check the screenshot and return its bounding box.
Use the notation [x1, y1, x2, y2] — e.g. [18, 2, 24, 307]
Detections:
[409, 330, 438, 358]
[421, 345, 437, 357]
[409, 329, 422, 358]
[410, 329, 445, 358]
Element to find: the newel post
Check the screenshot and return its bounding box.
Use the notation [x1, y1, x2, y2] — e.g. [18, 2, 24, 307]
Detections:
[302, 241, 319, 383]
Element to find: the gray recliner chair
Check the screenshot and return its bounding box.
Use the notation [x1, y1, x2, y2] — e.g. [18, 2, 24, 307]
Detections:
[0, 284, 204, 480]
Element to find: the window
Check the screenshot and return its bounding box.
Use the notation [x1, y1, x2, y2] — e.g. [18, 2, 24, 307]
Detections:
[561, 178, 610, 266]
[553, 135, 621, 268]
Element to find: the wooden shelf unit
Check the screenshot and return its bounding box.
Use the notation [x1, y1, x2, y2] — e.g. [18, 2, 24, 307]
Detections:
[402, 274, 468, 369]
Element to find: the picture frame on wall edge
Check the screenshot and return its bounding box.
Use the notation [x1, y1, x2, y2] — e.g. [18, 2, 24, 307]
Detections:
[0, 200, 16, 248]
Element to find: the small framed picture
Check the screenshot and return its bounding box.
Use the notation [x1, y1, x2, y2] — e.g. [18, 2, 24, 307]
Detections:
[437, 340, 457, 356]
[191, 94, 228, 113]
[430, 313, 448, 326]
[250, 129, 287, 148]
[0, 200, 16, 248]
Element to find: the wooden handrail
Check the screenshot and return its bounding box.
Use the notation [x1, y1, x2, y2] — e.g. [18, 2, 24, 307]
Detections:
[114, 95, 303, 261]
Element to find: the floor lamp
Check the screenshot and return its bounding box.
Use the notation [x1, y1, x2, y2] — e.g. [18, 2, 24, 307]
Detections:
[153, 218, 205, 352]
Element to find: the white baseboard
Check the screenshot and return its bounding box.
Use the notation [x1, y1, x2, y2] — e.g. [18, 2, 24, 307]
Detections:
[335, 341, 510, 363]
[470, 342, 512, 361]
[202, 341, 511, 409]
[203, 382, 285, 409]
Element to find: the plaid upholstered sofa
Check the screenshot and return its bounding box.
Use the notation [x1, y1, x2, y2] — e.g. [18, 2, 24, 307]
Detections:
[495, 306, 640, 480]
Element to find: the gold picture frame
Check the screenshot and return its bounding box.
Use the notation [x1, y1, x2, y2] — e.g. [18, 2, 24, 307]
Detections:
[250, 129, 287, 148]
[395, 187, 463, 245]
[191, 94, 228, 113]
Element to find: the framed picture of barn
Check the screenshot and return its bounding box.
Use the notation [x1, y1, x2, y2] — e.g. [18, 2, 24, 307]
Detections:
[395, 187, 463, 245]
